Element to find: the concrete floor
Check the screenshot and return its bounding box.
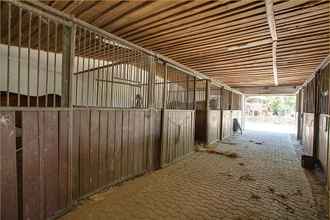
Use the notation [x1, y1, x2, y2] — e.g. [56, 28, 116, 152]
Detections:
[60, 131, 328, 220]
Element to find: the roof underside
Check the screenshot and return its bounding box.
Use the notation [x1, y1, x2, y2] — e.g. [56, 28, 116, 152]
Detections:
[42, 0, 330, 93]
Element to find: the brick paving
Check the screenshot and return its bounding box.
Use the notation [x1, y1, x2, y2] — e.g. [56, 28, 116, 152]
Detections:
[60, 131, 324, 220]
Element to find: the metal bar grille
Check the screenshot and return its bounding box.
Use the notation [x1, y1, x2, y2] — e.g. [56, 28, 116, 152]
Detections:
[166, 65, 195, 110]
[1, 1, 197, 110]
[0, 1, 65, 107]
[72, 25, 163, 109]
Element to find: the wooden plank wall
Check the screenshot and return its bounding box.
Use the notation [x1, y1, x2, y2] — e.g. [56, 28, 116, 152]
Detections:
[161, 110, 195, 167]
[318, 115, 329, 171]
[303, 78, 316, 113]
[72, 109, 161, 199]
[221, 110, 232, 140]
[22, 110, 70, 220]
[303, 113, 315, 156]
[0, 109, 162, 220]
[0, 112, 18, 220]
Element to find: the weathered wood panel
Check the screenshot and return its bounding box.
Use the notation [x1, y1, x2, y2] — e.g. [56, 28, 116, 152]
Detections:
[0, 112, 18, 220]
[58, 111, 70, 210]
[161, 110, 195, 167]
[22, 111, 70, 220]
[72, 109, 162, 198]
[2, 108, 162, 220]
[318, 115, 329, 171]
[303, 113, 314, 156]
[303, 79, 316, 113]
[195, 110, 221, 144]
[222, 110, 232, 140]
[149, 110, 161, 170]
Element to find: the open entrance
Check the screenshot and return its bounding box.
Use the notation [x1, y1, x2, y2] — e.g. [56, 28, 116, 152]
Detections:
[244, 95, 296, 134]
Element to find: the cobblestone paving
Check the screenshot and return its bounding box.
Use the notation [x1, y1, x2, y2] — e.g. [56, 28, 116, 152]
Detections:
[60, 131, 322, 220]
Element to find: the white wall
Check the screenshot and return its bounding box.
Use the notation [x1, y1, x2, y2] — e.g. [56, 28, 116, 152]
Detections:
[0, 44, 62, 96]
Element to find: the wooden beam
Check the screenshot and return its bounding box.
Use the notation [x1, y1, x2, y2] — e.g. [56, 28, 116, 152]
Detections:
[227, 39, 272, 51]
[265, 0, 278, 86]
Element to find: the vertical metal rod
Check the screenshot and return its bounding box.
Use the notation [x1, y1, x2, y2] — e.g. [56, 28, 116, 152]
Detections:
[186, 75, 189, 109]
[92, 33, 96, 106]
[37, 15, 41, 107]
[193, 77, 196, 110]
[96, 36, 102, 106]
[27, 11, 32, 107]
[143, 54, 147, 108]
[18, 7, 22, 107]
[162, 63, 168, 110]
[75, 28, 80, 106]
[105, 41, 110, 107]
[100, 37, 106, 107]
[175, 71, 179, 109]
[45, 18, 50, 107]
[125, 54, 130, 108]
[6, 3, 11, 106]
[147, 56, 154, 108]
[0, 1, 2, 107]
[53, 22, 58, 107]
[81, 28, 86, 106]
[86, 31, 91, 106]
[110, 42, 116, 107]
[128, 52, 133, 107]
[205, 80, 210, 143]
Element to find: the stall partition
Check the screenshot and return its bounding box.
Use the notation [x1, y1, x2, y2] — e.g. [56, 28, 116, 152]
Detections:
[0, 1, 197, 219]
[160, 65, 196, 167]
[195, 80, 222, 144]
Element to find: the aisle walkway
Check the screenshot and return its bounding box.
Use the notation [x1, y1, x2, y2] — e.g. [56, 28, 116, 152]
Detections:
[60, 131, 322, 220]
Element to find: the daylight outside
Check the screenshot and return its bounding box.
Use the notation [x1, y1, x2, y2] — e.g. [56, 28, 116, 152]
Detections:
[244, 96, 297, 134]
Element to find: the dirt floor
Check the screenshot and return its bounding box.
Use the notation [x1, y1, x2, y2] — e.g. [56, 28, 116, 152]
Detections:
[59, 131, 328, 220]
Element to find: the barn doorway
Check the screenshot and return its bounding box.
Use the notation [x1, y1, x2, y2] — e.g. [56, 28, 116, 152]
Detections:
[244, 96, 297, 134]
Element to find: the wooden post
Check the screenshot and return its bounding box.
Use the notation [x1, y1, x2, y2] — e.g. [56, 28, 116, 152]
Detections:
[160, 62, 168, 166]
[61, 23, 76, 207]
[205, 80, 210, 144]
[313, 71, 321, 160]
[162, 63, 168, 110]
[147, 56, 155, 108]
[61, 24, 76, 107]
[193, 77, 196, 110]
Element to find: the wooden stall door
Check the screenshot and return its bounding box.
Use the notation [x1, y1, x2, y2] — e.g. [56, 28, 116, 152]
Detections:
[208, 110, 221, 144]
[303, 113, 315, 156]
[318, 115, 329, 171]
[161, 110, 195, 167]
[222, 110, 232, 140]
[0, 112, 18, 220]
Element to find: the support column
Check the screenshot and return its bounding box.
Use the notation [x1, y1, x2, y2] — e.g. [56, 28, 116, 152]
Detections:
[205, 80, 210, 144]
[160, 62, 168, 166]
[61, 24, 76, 207]
[61, 24, 76, 107]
